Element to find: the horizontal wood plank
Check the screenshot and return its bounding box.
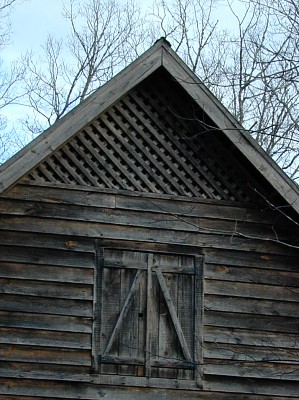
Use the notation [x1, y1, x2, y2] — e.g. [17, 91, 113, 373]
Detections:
[1, 183, 281, 224]
[0, 294, 92, 317]
[0, 244, 94, 267]
[0, 216, 296, 256]
[206, 264, 299, 287]
[204, 342, 299, 363]
[0, 394, 292, 400]
[0, 278, 92, 300]
[0, 327, 90, 349]
[205, 294, 299, 317]
[1, 376, 298, 398]
[205, 248, 299, 270]
[0, 262, 94, 284]
[204, 361, 299, 381]
[205, 311, 299, 334]
[0, 198, 293, 241]
[2, 184, 117, 208]
[204, 326, 299, 349]
[0, 361, 90, 382]
[205, 280, 299, 302]
[0, 229, 95, 252]
[0, 311, 92, 333]
[204, 375, 299, 396]
[0, 344, 90, 366]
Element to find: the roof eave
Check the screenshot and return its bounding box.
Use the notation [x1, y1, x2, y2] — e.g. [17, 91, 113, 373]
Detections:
[0, 39, 166, 194]
[161, 45, 299, 215]
[0, 38, 298, 217]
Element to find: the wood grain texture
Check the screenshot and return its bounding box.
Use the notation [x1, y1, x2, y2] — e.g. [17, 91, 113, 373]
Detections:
[0, 40, 163, 194]
[0, 170, 298, 397]
[0, 39, 298, 400]
[161, 44, 299, 214]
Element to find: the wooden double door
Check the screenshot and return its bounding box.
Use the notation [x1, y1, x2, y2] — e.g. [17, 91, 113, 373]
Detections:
[93, 244, 203, 388]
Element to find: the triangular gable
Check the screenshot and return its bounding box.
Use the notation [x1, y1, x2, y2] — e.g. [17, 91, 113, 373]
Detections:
[19, 71, 270, 203]
[0, 39, 298, 212]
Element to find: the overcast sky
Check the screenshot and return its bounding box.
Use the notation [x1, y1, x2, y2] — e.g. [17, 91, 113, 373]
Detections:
[6, 0, 152, 60]
[5, 0, 241, 62]
[5, 0, 69, 60]
[0, 0, 248, 161]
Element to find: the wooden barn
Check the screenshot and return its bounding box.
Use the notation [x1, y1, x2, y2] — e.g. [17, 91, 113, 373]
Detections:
[0, 38, 299, 399]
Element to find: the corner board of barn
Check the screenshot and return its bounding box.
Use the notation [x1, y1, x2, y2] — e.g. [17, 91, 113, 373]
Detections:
[0, 38, 299, 400]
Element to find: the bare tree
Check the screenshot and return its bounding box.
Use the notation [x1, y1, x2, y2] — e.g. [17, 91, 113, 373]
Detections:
[149, 0, 299, 181]
[7, 0, 299, 181]
[20, 0, 146, 135]
[250, 0, 299, 180]
[209, 2, 298, 163]
[149, 0, 225, 85]
[0, 0, 20, 49]
[0, 0, 27, 162]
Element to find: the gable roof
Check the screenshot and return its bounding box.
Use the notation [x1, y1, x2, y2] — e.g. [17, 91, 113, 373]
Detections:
[0, 38, 298, 213]
[16, 70, 267, 203]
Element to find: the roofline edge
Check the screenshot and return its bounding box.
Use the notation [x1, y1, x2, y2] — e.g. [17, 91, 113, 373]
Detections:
[0, 40, 166, 194]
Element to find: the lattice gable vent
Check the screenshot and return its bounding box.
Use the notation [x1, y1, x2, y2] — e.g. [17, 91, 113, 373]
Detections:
[22, 72, 265, 203]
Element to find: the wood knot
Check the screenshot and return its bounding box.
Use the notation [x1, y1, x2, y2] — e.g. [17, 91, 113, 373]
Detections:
[65, 240, 78, 249]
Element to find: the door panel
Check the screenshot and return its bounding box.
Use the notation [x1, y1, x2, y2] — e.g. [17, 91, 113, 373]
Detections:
[97, 248, 201, 382]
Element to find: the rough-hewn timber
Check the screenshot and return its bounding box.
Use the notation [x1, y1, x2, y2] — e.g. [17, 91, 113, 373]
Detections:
[0, 183, 298, 399]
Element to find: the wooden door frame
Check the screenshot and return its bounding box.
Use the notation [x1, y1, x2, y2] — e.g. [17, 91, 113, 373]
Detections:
[91, 239, 204, 390]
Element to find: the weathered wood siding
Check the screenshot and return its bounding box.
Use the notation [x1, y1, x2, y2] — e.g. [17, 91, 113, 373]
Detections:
[1, 183, 299, 399]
